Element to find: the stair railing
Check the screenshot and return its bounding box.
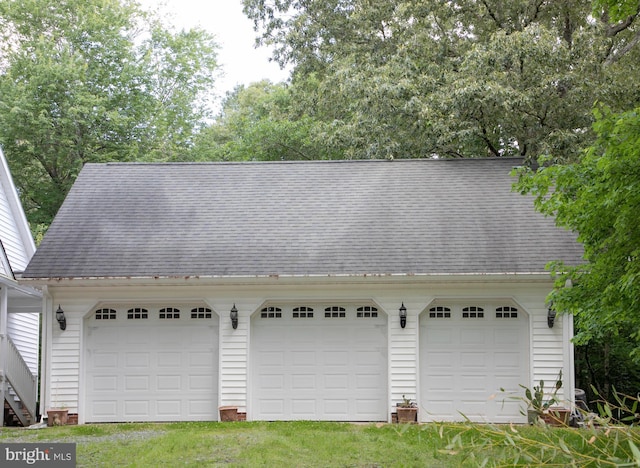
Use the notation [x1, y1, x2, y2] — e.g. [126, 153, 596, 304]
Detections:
[1, 333, 37, 421]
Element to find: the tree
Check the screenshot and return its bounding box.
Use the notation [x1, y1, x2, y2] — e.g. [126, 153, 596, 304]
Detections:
[0, 0, 218, 227]
[243, 0, 640, 160]
[514, 106, 640, 362]
[192, 80, 340, 161]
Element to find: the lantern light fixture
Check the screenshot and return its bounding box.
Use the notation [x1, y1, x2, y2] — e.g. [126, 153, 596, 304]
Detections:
[547, 306, 556, 328]
[55, 305, 67, 331]
[399, 303, 407, 329]
[230, 304, 238, 329]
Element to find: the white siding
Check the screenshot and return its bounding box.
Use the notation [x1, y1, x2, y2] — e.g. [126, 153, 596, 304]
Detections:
[44, 275, 571, 422]
[0, 184, 28, 273]
[0, 149, 41, 381]
[7, 312, 39, 375]
[0, 149, 35, 274]
[218, 300, 248, 410]
[387, 298, 419, 412]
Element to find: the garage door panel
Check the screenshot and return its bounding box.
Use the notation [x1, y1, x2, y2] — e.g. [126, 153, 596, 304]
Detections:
[189, 351, 214, 367]
[252, 307, 387, 421]
[92, 401, 117, 417]
[124, 400, 149, 417]
[157, 400, 181, 416]
[92, 351, 118, 368]
[460, 352, 487, 368]
[292, 399, 316, 416]
[158, 352, 182, 367]
[124, 375, 149, 391]
[158, 375, 181, 390]
[420, 307, 529, 423]
[460, 328, 486, 344]
[85, 313, 218, 423]
[325, 374, 349, 390]
[292, 374, 315, 389]
[125, 352, 149, 368]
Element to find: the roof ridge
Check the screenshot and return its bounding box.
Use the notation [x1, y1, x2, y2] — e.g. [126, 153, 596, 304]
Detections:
[100, 157, 524, 167]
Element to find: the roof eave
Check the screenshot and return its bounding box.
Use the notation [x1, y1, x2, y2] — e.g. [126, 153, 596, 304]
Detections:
[18, 271, 555, 287]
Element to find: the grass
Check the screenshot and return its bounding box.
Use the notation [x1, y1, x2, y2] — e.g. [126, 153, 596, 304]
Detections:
[1, 421, 639, 467]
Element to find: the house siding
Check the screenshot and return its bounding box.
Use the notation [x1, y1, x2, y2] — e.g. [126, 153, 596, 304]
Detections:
[7, 312, 39, 375]
[0, 151, 34, 274]
[42, 275, 570, 422]
[0, 149, 41, 390]
[0, 187, 28, 273]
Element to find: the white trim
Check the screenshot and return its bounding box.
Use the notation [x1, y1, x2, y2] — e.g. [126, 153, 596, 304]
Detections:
[20, 272, 555, 287]
[564, 313, 576, 409]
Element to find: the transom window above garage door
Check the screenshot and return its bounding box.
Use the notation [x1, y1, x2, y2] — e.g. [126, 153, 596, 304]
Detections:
[429, 306, 451, 318]
[127, 307, 148, 319]
[160, 307, 180, 319]
[462, 306, 484, 318]
[261, 307, 282, 318]
[496, 306, 518, 318]
[95, 308, 116, 320]
[325, 306, 346, 318]
[293, 307, 313, 318]
[357, 306, 378, 318]
[91, 303, 215, 321]
[425, 303, 525, 321]
[256, 304, 385, 320]
[191, 307, 212, 319]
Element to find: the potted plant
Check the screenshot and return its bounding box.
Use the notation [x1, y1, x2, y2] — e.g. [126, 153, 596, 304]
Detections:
[47, 386, 69, 426]
[396, 395, 418, 423]
[218, 406, 240, 422]
[46, 405, 68, 426]
[520, 371, 567, 425]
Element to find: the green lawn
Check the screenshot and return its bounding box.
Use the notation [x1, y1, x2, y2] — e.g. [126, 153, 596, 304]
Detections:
[1, 421, 638, 467]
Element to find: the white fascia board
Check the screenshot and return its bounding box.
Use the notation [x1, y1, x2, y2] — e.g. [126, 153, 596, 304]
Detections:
[19, 271, 555, 288]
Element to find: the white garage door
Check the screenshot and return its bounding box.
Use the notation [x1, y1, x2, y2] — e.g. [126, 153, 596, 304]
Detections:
[251, 306, 387, 421]
[85, 306, 218, 422]
[420, 305, 529, 423]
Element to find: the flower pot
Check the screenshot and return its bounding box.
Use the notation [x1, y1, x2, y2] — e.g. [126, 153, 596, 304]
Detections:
[47, 409, 69, 426]
[396, 407, 417, 423]
[219, 406, 239, 422]
[542, 407, 570, 426]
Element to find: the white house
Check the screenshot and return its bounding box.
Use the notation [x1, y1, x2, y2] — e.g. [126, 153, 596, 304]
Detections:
[0, 148, 42, 427]
[21, 158, 583, 424]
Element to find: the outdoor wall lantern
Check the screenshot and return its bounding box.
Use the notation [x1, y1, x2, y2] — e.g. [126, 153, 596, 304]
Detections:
[547, 305, 556, 328]
[230, 304, 238, 329]
[399, 302, 407, 329]
[56, 305, 67, 331]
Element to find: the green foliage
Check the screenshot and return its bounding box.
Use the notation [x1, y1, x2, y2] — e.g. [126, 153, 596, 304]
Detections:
[574, 324, 640, 410]
[0, 0, 218, 227]
[243, 0, 640, 161]
[520, 371, 563, 415]
[192, 80, 340, 161]
[515, 105, 640, 361]
[437, 389, 640, 466]
[593, 0, 640, 22]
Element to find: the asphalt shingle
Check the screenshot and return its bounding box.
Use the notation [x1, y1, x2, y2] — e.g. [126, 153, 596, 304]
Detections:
[22, 158, 583, 278]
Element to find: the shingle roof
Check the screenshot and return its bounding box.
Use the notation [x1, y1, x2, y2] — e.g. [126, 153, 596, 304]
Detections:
[22, 158, 583, 279]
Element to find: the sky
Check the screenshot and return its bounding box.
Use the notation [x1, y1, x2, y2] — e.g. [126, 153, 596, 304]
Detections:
[139, 0, 291, 98]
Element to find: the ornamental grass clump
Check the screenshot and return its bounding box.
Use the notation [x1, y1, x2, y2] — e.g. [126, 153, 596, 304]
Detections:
[434, 387, 640, 467]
